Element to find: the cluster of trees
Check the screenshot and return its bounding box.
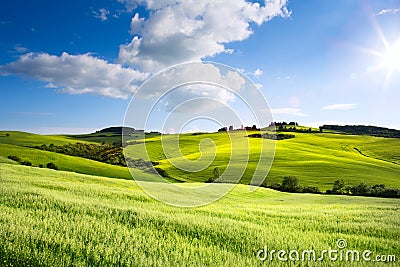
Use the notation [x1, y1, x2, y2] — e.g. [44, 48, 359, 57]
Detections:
[248, 133, 295, 140]
[277, 126, 317, 133]
[266, 177, 400, 198]
[95, 126, 138, 135]
[7, 155, 58, 170]
[35, 143, 126, 166]
[267, 176, 321, 193]
[269, 122, 299, 127]
[320, 125, 400, 138]
[327, 179, 400, 198]
[34, 143, 157, 170]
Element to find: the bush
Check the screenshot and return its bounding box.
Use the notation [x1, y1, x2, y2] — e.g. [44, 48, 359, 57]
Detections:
[332, 179, 346, 194]
[46, 162, 58, 170]
[154, 167, 168, 178]
[21, 161, 32, 166]
[268, 183, 282, 191]
[38, 164, 44, 168]
[8, 155, 21, 162]
[302, 186, 321, 194]
[281, 176, 300, 192]
[350, 182, 371, 196]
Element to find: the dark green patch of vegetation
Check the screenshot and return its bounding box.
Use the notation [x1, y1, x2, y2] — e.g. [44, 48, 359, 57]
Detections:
[46, 162, 58, 170]
[147, 167, 170, 178]
[8, 155, 32, 166]
[95, 126, 138, 135]
[327, 179, 400, 198]
[7, 155, 21, 162]
[206, 167, 220, 183]
[321, 125, 400, 138]
[267, 177, 399, 198]
[248, 133, 295, 140]
[126, 158, 158, 170]
[35, 143, 126, 166]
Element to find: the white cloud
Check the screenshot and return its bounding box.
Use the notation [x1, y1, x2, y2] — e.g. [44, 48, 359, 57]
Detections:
[93, 8, 110, 21]
[376, 8, 400, 16]
[271, 108, 307, 117]
[0, 52, 148, 98]
[13, 44, 28, 53]
[118, 0, 290, 71]
[321, 104, 356, 111]
[252, 68, 263, 78]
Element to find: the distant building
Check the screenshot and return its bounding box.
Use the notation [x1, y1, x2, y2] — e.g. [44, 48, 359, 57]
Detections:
[229, 125, 233, 131]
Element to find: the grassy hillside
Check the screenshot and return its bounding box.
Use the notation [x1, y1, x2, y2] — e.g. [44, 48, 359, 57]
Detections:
[0, 143, 133, 180]
[0, 163, 398, 266]
[0, 131, 81, 146]
[1, 130, 399, 191]
[125, 131, 400, 190]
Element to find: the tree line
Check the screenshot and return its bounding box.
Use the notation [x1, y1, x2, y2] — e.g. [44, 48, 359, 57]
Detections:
[265, 176, 400, 198]
[321, 125, 400, 138]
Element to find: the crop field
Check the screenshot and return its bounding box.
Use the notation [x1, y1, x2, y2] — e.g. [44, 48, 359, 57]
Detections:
[0, 163, 399, 266]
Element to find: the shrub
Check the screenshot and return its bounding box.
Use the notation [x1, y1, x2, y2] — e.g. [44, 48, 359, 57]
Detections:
[8, 155, 21, 162]
[351, 182, 371, 196]
[38, 164, 44, 168]
[302, 186, 321, 194]
[268, 183, 282, 191]
[332, 179, 346, 194]
[154, 167, 168, 178]
[46, 162, 58, 170]
[21, 161, 32, 166]
[281, 176, 300, 192]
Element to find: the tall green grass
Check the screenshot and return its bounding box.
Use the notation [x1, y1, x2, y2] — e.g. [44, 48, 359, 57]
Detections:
[0, 163, 399, 266]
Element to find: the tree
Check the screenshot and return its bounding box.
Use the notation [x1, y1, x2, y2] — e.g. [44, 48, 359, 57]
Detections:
[5, 133, 10, 137]
[281, 176, 300, 192]
[213, 167, 220, 180]
[351, 182, 371, 196]
[332, 179, 346, 194]
[46, 162, 58, 170]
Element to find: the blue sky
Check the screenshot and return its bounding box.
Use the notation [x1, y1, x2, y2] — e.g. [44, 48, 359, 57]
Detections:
[0, 0, 399, 134]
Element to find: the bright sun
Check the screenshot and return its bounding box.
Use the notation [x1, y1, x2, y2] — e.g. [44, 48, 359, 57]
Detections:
[382, 41, 400, 72]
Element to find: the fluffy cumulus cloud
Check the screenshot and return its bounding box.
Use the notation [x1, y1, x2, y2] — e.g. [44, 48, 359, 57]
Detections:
[118, 0, 290, 71]
[0, 52, 148, 98]
[135, 62, 246, 113]
[0, 0, 289, 99]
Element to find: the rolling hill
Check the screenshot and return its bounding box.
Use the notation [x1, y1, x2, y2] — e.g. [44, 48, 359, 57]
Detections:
[1, 128, 399, 191]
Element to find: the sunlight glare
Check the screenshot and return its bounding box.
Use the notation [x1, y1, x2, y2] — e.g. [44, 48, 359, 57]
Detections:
[382, 39, 400, 72]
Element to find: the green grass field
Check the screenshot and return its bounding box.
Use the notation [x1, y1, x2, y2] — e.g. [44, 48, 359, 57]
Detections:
[0, 163, 399, 266]
[124, 131, 400, 190]
[1, 130, 400, 191]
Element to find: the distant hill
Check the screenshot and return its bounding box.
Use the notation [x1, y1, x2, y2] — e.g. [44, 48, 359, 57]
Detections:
[95, 126, 139, 135]
[321, 125, 400, 138]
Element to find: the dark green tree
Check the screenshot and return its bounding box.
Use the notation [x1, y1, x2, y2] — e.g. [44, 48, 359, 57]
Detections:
[281, 176, 300, 192]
